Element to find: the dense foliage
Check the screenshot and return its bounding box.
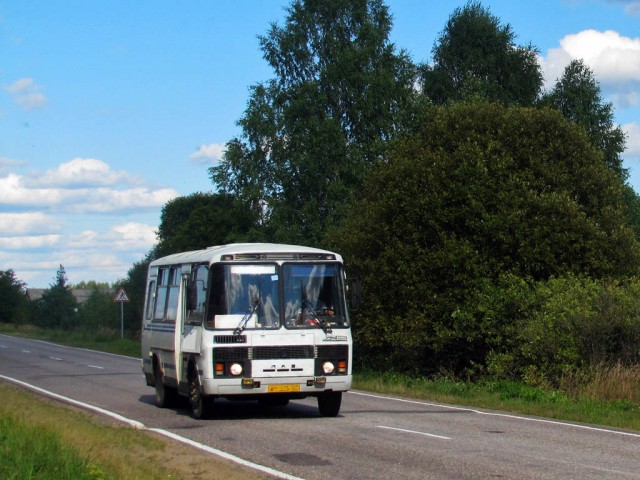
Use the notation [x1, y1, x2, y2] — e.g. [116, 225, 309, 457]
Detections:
[34, 265, 79, 330]
[421, 1, 542, 106]
[0, 270, 28, 325]
[541, 59, 626, 180]
[332, 103, 640, 378]
[541, 59, 640, 236]
[153, 192, 260, 258]
[209, 0, 421, 244]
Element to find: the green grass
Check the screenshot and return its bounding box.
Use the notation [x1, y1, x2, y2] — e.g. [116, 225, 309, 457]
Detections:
[0, 413, 103, 480]
[0, 384, 266, 480]
[353, 370, 640, 432]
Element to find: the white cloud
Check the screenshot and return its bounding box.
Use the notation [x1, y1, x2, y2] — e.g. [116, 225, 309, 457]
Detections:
[0, 157, 176, 287]
[0, 156, 176, 287]
[0, 156, 27, 175]
[614, 90, 639, 108]
[0, 234, 61, 249]
[0, 173, 65, 205]
[26, 158, 140, 188]
[62, 223, 157, 251]
[0, 170, 178, 214]
[541, 30, 640, 101]
[190, 143, 226, 164]
[110, 222, 157, 250]
[5, 77, 47, 110]
[0, 221, 158, 286]
[624, 122, 640, 158]
[66, 187, 178, 213]
[4, 248, 134, 287]
[0, 212, 61, 235]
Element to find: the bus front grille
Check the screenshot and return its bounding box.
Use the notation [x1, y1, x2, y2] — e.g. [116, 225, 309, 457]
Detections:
[213, 345, 347, 362]
[316, 344, 349, 358]
[213, 347, 249, 360]
[253, 345, 314, 360]
[214, 335, 247, 344]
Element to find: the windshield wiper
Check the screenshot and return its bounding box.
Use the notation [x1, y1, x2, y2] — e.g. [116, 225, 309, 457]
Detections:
[301, 285, 332, 334]
[234, 295, 260, 336]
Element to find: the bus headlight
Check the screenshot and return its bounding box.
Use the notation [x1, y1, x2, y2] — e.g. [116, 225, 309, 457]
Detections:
[230, 363, 243, 376]
[322, 361, 335, 375]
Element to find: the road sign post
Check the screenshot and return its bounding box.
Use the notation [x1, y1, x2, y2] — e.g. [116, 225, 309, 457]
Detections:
[113, 287, 130, 339]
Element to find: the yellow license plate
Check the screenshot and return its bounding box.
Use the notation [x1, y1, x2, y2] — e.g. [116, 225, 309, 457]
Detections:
[268, 384, 301, 393]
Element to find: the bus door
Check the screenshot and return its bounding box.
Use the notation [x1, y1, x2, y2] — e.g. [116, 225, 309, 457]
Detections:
[175, 264, 208, 382]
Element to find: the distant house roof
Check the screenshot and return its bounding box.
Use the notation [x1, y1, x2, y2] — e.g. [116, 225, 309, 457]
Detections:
[26, 288, 45, 302]
[26, 288, 111, 305]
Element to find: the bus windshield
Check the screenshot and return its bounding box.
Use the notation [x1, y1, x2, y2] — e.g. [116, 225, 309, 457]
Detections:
[207, 262, 349, 330]
[208, 263, 280, 329]
[283, 263, 349, 329]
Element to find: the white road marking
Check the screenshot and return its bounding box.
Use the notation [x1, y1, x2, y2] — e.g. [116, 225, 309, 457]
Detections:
[87, 365, 104, 369]
[0, 334, 136, 361]
[378, 425, 451, 440]
[350, 391, 640, 438]
[0, 374, 304, 480]
[21, 350, 31, 353]
[50, 357, 63, 361]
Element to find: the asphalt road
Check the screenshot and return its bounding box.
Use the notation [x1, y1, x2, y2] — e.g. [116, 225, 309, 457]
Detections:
[1, 334, 639, 479]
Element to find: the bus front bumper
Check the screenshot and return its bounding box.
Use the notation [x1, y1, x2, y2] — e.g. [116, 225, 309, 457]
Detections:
[202, 375, 352, 397]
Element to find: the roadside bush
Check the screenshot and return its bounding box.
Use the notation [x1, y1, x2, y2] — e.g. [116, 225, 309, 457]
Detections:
[492, 276, 640, 386]
[352, 272, 640, 388]
[78, 290, 120, 332]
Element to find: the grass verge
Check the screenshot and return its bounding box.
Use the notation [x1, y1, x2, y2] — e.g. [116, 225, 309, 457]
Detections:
[0, 323, 139, 357]
[0, 414, 97, 479]
[353, 370, 640, 432]
[0, 383, 270, 480]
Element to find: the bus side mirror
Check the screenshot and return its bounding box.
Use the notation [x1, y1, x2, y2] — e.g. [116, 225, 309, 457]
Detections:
[349, 278, 361, 311]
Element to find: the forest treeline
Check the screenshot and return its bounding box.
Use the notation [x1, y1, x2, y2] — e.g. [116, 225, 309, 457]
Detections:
[3, 1, 640, 386]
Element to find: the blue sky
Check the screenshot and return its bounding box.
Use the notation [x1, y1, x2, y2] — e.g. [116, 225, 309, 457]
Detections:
[2, 1, 640, 288]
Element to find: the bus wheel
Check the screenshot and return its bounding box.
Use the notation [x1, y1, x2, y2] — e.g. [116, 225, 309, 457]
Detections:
[318, 391, 342, 417]
[189, 369, 212, 419]
[154, 363, 175, 408]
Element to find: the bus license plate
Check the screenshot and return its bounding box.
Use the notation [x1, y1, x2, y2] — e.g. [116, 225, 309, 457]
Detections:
[268, 384, 300, 393]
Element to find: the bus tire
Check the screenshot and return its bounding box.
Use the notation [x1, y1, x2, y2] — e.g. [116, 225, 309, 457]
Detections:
[153, 361, 176, 408]
[318, 391, 342, 417]
[189, 367, 212, 419]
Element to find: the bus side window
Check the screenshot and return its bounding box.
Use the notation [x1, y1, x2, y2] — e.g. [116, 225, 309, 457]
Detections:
[187, 264, 208, 324]
[165, 267, 181, 322]
[153, 269, 168, 321]
[206, 264, 226, 328]
[145, 280, 156, 321]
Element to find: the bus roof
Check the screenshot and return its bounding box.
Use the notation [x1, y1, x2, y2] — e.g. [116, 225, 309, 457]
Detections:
[149, 243, 343, 267]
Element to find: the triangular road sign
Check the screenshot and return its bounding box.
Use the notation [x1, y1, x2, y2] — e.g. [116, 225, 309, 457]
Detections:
[113, 287, 130, 302]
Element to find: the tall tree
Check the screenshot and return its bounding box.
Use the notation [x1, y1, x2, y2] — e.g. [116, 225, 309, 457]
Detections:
[421, 1, 542, 106]
[0, 270, 28, 325]
[541, 59, 627, 180]
[36, 265, 78, 329]
[153, 192, 259, 258]
[541, 59, 640, 236]
[210, 0, 419, 244]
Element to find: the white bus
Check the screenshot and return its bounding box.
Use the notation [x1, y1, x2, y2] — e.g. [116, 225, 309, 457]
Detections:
[141, 243, 353, 419]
